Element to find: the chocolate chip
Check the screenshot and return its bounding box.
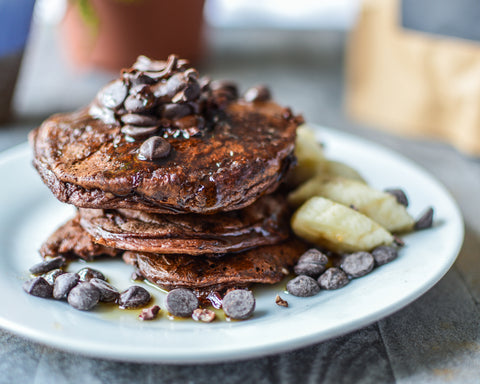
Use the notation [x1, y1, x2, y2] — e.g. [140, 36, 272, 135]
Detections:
[172, 82, 201, 103]
[173, 115, 205, 132]
[286, 275, 320, 297]
[139, 305, 160, 321]
[121, 125, 158, 139]
[124, 85, 155, 113]
[77, 267, 106, 282]
[43, 269, 65, 285]
[97, 79, 128, 110]
[67, 282, 100, 311]
[192, 308, 216, 323]
[275, 294, 288, 307]
[118, 286, 151, 309]
[166, 288, 199, 317]
[89, 278, 119, 302]
[210, 80, 238, 99]
[133, 55, 167, 72]
[318, 268, 350, 290]
[53, 272, 80, 300]
[122, 70, 156, 87]
[160, 72, 187, 99]
[23, 277, 53, 298]
[341, 252, 374, 278]
[161, 103, 192, 119]
[385, 188, 409, 207]
[293, 249, 328, 278]
[222, 290, 256, 320]
[372, 245, 398, 266]
[138, 136, 171, 160]
[244, 85, 271, 102]
[29, 256, 66, 275]
[414, 207, 434, 230]
[120, 113, 158, 126]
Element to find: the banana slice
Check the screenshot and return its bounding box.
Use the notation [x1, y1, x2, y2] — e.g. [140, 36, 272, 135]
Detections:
[288, 176, 415, 233]
[290, 124, 328, 186]
[290, 124, 365, 186]
[291, 196, 394, 253]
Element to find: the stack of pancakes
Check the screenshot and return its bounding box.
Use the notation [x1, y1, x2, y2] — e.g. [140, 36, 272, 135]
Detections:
[30, 55, 306, 296]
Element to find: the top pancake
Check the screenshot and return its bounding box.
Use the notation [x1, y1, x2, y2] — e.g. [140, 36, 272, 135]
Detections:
[30, 56, 300, 214]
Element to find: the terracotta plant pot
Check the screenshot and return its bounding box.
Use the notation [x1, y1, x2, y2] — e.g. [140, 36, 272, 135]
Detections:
[61, 0, 206, 72]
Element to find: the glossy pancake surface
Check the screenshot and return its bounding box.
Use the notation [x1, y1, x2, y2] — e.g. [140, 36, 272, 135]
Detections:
[78, 194, 290, 254]
[30, 101, 297, 214]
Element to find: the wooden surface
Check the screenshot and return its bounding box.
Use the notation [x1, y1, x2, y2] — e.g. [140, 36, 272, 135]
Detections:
[1, 25, 479, 384]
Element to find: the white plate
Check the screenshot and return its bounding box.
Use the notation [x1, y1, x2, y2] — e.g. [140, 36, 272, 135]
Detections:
[0, 126, 463, 363]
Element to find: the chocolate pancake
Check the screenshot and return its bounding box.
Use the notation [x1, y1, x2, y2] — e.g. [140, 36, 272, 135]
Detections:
[40, 216, 120, 261]
[123, 239, 307, 292]
[78, 194, 290, 255]
[30, 56, 300, 214]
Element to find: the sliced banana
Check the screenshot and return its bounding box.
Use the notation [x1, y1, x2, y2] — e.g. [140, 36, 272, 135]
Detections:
[291, 196, 394, 253]
[288, 176, 415, 233]
[290, 124, 365, 186]
[290, 124, 328, 186]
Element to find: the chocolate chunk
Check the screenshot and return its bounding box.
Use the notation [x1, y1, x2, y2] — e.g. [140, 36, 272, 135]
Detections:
[139, 305, 160, 321]
[133, 55, 167, 72]
[67, 282, 100, 310]
[43, 269, 65, 285]
[385, 188, 409, 207]
[341, 252, 374, 278]
[244, 85, 271, 102]
[131, 269, 145, 281]
[138, 136, 171, 160]
[286, 275, 320, 297]
[184, 68, 199, 80]
[121, 125, 158, 139]
[53, 272, 80, 300]
[120, 113, 158, 126]
[97, 79, 128, 110]
[192, 308, 216, 323]
[77, 267, 106, 282]
[166, 288, 199, 317]
[222, 289, 256, 320]
[118, 286, 151, 309]
[372, 245, 398, 266]
[207, 291, 223, 309]
[29, 256, 66, 275]
[124, 85, 155, 113]
[89, 278, 119, 302]
[414, 207, 434, 230]
[23, 277, 53, 298]
[275, 294, 288, 307]
[293, 249, 328, 278]
[161, 103, 192, 119]
[318, 268, 350, 290]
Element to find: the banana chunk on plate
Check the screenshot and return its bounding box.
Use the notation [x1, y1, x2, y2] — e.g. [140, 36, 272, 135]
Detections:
[291, 196, 394, 253]
[288, 176, 415, 233]
[291, 125, 365, 185]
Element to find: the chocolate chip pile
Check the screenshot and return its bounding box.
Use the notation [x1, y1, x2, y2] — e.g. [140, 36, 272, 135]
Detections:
[23, 257, 151, 312]
[89, 54, 272, 161]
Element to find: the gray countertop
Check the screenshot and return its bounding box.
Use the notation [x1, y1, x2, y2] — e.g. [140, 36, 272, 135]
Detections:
[1, 25, 479, 384]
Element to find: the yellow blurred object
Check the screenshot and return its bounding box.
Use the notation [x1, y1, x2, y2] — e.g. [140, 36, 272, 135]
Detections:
[347, 0, 480, 156]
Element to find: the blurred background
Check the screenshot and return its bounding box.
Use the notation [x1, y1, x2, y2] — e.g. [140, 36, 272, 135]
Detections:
[1, 0, 480, 157]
